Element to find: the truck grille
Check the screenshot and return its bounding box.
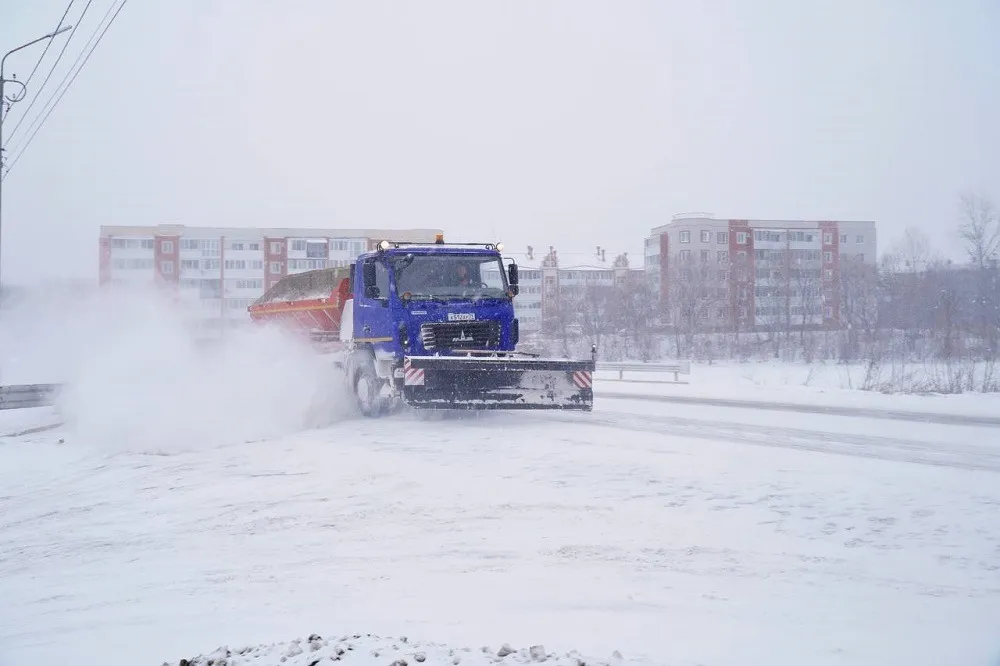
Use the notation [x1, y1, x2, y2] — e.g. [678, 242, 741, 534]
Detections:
[420, 321, 501, 351]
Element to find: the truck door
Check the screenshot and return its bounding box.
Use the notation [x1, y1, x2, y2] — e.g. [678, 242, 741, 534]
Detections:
[355, 257, 394, 346]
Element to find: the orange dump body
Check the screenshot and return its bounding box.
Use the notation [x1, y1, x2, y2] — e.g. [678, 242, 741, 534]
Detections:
[247, 267, 353, 344]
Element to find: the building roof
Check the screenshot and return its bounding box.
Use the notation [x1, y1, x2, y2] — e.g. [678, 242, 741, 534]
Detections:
[500, 246, 638, 271]
[649, 216, 877, 235]
[99, 224, 443, 241]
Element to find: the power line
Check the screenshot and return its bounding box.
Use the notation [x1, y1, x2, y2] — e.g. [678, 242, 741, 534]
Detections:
[5, 0, 108, 154]
[0, 0, 76, 124]
[2, 0, 127, 180]
[20, 1, 76, 92]
[4, 0, 92, 141]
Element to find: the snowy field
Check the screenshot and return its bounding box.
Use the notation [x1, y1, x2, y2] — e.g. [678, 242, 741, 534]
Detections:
[2, 293, 1000, 665]
[597, 360, 1000, 419]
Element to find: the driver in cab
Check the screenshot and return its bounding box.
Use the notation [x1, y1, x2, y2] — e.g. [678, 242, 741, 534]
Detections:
[454, 263, 473, 287]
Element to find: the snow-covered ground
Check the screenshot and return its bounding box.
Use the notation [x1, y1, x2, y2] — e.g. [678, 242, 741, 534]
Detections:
[2, 395, 999, 666]
[598, 360, 1000, 420]
[2, 293, 999, 665]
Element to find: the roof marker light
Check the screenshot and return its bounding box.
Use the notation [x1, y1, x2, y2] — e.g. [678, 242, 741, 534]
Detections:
[495, 242, 504, 252]
[379, 240, 390, 250]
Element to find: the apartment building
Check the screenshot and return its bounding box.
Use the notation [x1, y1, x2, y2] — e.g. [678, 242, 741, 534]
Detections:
[99, 224, 442, 330]
[494, 246, 640, 333]
[645, 214, 877, 330]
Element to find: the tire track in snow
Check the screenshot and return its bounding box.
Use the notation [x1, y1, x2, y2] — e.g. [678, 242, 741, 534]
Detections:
[535, 409, 1000, 473]
[596, 390, 1000, 427]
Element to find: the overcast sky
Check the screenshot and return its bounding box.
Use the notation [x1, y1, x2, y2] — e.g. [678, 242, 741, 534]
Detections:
[1, 0, 997, 283]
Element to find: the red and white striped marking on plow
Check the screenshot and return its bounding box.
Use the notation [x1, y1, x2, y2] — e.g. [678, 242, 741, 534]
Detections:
[572, 370, 592, 389]
[403, 358, 425, 386]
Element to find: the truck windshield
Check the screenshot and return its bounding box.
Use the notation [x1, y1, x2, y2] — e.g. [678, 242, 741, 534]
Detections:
[392, 254, 508, 300]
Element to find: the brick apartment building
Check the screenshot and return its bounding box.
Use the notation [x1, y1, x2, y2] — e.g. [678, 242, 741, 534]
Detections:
[645, 214, 877, 331]
[99, 224, 442, 330]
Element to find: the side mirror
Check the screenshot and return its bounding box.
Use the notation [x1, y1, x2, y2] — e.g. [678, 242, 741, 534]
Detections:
[362, 261, 377, 288]
[365, 285, 381, 299]
[508, 263, 520, 296]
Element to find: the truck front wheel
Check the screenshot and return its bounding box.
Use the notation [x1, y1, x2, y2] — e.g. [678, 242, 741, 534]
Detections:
[353, 361, 385, 418]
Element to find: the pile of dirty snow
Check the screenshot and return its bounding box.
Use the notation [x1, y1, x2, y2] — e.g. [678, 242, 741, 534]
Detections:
[164, 634, 632, 666]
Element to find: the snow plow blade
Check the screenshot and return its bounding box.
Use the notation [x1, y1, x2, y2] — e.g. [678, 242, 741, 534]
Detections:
[400, 354, 594, 411]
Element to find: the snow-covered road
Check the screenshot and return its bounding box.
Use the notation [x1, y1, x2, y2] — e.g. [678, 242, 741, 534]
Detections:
[1, 397, 999, 666]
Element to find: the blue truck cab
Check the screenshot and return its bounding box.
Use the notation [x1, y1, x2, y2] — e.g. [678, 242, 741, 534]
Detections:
[351, 240, 519, 358]
[340, 238, 593, 416]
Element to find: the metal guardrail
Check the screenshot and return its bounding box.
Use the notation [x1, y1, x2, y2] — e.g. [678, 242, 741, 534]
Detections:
[596, 361, 692, 382]
[0, 383, 62, 410]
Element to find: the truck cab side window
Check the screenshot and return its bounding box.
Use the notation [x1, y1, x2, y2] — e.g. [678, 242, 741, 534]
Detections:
[363, 258, 391, 299]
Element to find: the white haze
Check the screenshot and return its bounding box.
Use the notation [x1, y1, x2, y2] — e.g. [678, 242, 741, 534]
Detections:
[0, 286, 355, 454]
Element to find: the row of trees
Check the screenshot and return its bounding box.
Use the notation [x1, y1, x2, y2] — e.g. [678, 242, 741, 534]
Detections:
[534, 193, 1000, 382]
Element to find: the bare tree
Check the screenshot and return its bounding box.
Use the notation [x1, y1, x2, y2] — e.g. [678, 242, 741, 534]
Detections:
[889, 226, 938, 273]
[577, 282, 614, 353]
[957, 193, 1000, 357]
[958, 193, 1000, 269]
[838, 256, 880, 362]
[664, 255, 723, 357]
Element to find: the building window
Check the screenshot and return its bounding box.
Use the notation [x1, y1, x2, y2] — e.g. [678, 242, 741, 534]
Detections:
[700, 230, 711, 243]
[291, 240, 307, 252]
[700, 249, 709, 262]
[823, 233, 833, 245]
[679, 231, 691, 243]
[679, 249, 691, 262]
[856, 253, 864, 262]
[718, 270, 729, 281]
[717, 250, 729, 263]
[856, 235, 864, 244]
[736, 232, 748, 244]
[736, 250, 747, 262]
[160, 261, 174, 274]
[270, 241, 283, 255]
[824, 305, 834, 318]
[249, 260, 263, 270]
[717, 232, 728, 244]
[306, 241, 327, 259]
[160, 240, 174, 254]
[840, 234, 847, 244]
[823, 251, 833, 263]
[181, 259, 199, 270]
[824, 268, 833, 279]
[270, 261, 282, 274]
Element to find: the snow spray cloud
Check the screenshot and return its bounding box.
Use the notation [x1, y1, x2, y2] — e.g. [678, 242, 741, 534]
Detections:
[1, 283, 354, 453]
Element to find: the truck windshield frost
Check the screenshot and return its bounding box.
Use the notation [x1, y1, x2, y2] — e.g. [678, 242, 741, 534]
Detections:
[392, 254, 508, 300]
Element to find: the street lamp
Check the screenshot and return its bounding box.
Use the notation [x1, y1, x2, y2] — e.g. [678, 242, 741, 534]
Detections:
[0, 23, 73, 304]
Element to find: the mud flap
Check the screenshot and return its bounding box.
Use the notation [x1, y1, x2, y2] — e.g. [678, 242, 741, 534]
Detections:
[400, 355, 594, 411]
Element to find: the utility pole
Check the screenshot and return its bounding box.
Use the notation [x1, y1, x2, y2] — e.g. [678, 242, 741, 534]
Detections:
[0, 24, 72, 306]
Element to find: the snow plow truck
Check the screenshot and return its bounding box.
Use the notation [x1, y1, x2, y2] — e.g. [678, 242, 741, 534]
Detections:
[247, 236, 595, 416]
